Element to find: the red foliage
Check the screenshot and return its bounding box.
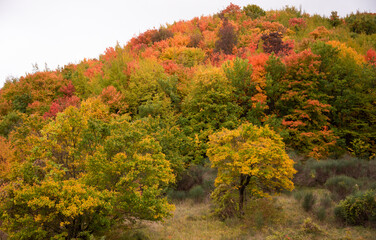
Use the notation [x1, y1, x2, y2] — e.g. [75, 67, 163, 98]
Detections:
[83, 59, 104, 79]
[60, 82, 76, 97]
[365, 48, 376, 66]
[100, 86, 127, 114]
[288, 18, 306, 28]
[220, 3, 241, 17]
[101, 47, 118, 62]
[43, 95, 81, 119]
[162, 60, 180, 75]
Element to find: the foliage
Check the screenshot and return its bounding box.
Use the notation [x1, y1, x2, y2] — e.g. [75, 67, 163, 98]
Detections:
[243, 4, 266, 19]
[329, 11, 341, 27]
[345, 12, 376, 35]
[294, 157, 376, 187]
[1, 3, 376, 238]
[215, 19, 238, 55]
[181, 66, 241, 163]
[0, 111, 22, 137]
[261, 32, 292, 55]
[335, 190, 376, 225]
[207, 123, 296, 217]
[302, 192, 316, 212]
[0, 99, 175, 239]
[324, 175, 359, 200]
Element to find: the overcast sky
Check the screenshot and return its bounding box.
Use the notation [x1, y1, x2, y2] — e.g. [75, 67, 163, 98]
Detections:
[1, 0, 375, 88]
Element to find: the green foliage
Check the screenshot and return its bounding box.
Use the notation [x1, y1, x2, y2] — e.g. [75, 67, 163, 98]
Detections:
[294, 157, 376, 187]
[346, 12, 376, 35]
[243, 198, 283, 229]
[329, 11, 341, 27]
[300, 218, 323, 234]
[0, 111, 22, 137]
[243, 4, 266, 19]
[325, 175, 359, 200]
[223, 58, 255, 120]
[12, 93, 32, 113]
[302, 192, 316, 212]
[335, 190, 376, 225]
[188, 185, 205, 202]
[181, 66, 241, 163]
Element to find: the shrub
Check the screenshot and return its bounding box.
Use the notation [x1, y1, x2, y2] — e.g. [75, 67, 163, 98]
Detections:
[316, 207, 327, 221]
[167, 190, 187, 201]
[301, 218, 323, 234]
[293, 157, 373, 187]
[188, 185, 205, 202]
[334, 190, 376, 225]
[302, 192, 316, 212]
[319, 193, 332, 208]
[324, 175, 359, 200]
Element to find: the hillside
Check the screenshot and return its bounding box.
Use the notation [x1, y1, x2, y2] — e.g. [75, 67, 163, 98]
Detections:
[1, 4, 376, 239]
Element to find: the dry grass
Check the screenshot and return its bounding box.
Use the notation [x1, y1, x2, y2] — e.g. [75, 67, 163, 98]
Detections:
[106, 192, 376, 240]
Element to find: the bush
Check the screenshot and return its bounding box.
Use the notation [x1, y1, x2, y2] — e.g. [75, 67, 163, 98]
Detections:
[302, 192, 316, 212]
[319, 193, 332, 208]
[316, 207, 326, 221]
[167, 190, 187, 201]
[301, 218, 323, 234]
[188, 185, 205, 202]
[324, 175, 359, 200]
[293, 157, 376, 187]
[334, 190, 376, 225]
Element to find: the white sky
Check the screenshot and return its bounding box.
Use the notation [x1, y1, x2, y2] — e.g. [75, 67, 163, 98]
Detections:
[1, 0, 375, 88]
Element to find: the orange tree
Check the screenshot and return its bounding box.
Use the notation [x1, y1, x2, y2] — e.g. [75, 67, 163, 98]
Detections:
[207, 123, 296, 217]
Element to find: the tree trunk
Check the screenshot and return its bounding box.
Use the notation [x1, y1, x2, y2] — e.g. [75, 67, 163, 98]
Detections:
[239, 174, 251, 215]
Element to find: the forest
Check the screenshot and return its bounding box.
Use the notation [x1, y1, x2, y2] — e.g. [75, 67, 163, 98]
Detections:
[0, 3, 376, 240]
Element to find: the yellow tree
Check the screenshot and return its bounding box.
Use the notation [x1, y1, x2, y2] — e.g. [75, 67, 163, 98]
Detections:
[207, 123, 296, 217]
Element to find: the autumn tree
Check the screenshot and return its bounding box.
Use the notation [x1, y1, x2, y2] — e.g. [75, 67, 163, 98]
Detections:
[0, 98, 175, 239]
[215, 18, 238, 55]
[207, 123, 296, 217]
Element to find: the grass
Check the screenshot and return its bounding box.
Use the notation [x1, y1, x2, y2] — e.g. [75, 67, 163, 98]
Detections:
[105, 190, 376, 240]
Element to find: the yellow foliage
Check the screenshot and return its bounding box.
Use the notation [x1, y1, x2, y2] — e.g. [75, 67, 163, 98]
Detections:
[327, 40, 366, 65]
[207, 123, 296, 217]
